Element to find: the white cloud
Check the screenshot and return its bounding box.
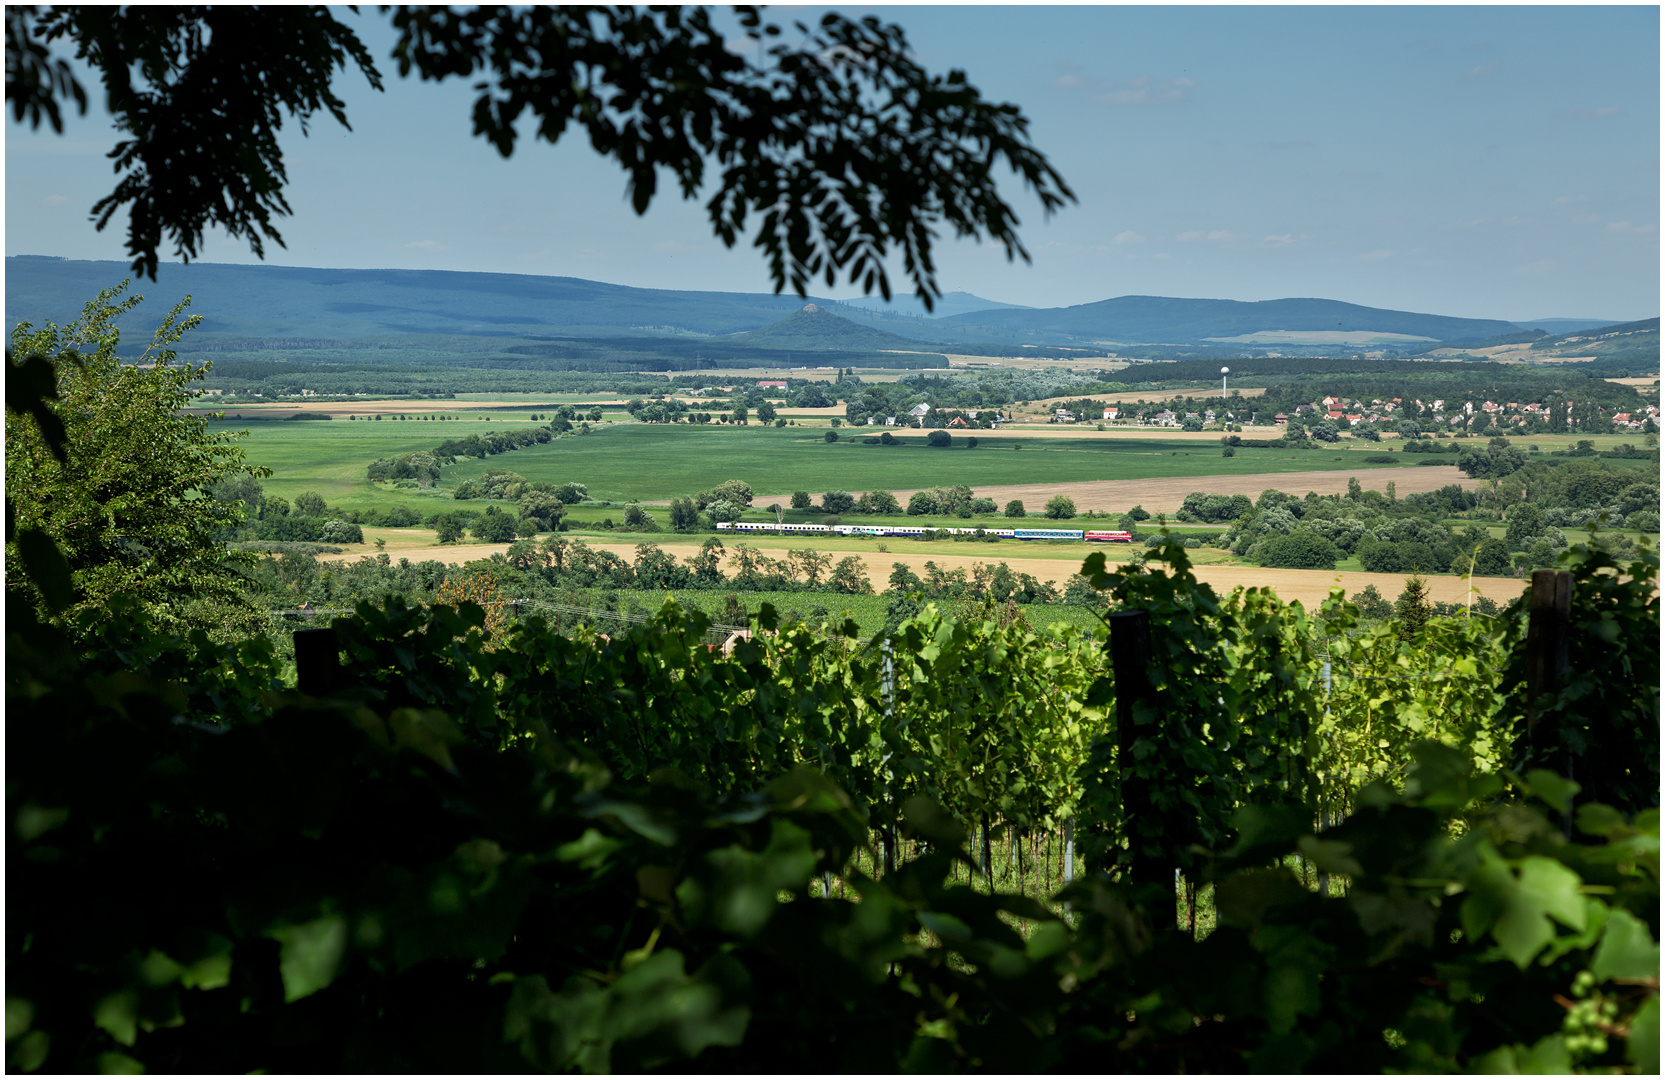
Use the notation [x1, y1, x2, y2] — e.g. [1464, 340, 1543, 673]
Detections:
[1461, 62, 1502, 81]
[1571, 213, 1600, 224]
[1052, 74, 1084, 89]
[42, 194, 68, 207]
[405, 239, 450, 252]
[1262, 234, 1297, 246]
[1554, 194, 1589, 205]
[1112, 230, 1145, 244]
[1360, 249, 1396, 261]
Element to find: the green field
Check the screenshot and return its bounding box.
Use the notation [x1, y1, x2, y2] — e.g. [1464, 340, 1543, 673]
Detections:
[209, 415, 1654, 513]
[433, 424, 1420, 502]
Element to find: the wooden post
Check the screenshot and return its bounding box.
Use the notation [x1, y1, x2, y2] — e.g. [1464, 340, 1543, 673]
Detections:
[1526, 569, 1575, 826]
[293, 627, 340, 695]
[1525, 569, 1572, 744]
[1109, 609, 1174, 930]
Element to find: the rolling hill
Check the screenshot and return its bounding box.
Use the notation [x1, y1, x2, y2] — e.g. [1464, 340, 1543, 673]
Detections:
[9, 257, 1641, 365]
[935, 294, 1523, 346]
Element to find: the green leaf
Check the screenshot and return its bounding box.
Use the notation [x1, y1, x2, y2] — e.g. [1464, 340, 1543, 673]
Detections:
[1517, 857, 1587, 934]
[1627, 994, 1659, 1075]
[1521, 770, 1581, 815]
[93, 991, 137, 1046]
[1591, 907, 1660, 982]
[268, 913, 348, 1003]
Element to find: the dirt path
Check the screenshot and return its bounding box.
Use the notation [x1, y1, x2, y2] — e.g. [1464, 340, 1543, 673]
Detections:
[319, 535, 1524, 607]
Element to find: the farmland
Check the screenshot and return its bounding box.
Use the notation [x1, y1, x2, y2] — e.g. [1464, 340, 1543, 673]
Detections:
[217, 416, 1429, 506]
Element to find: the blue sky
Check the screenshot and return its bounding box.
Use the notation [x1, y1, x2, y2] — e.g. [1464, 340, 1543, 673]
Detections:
[6, 5, 1658, 321]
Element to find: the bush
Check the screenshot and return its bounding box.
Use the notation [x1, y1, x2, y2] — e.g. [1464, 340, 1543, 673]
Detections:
[790, 491, 812, 510]
[926, 430, 951, 448]
[471, 508, 520, 544]
[966, 436, 978, 448]
[1043, 495, 1077, 520]
[1625, 509, 1659, 533]
[821, 490, 856, 515]
[824, 430, 839, 443]
[907, 490, 939, 516]
[1004, 499, 1026, 518]
[623, 503, 655, 531]
[880, 431, 899, 446]
[1256, 531, 1341, 570]
[294, 491, 328, 517]
[318, 519, 365, 544]
[857, 490, 901, 515]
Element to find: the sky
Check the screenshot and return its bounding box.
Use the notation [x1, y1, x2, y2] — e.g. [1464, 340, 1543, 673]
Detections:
[5, 5, 1659, 322]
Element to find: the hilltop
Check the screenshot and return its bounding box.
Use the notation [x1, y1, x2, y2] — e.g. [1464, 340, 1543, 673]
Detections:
[724, 304, 943, 352]
[935, 294, 1523, 348]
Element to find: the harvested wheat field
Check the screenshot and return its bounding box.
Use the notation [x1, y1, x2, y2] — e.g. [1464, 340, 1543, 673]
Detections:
[763, 465, 1477, 516]
[319, 536, 1525, 608]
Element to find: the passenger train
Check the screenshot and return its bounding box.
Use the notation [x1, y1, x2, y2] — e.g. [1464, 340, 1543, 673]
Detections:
[714, 522, 1132, 542]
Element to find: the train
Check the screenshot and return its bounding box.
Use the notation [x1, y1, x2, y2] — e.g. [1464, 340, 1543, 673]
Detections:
[714, 522, 1133, 542]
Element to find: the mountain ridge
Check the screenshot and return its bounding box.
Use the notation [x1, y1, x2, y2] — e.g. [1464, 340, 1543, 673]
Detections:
[9, 256, 1647, 356]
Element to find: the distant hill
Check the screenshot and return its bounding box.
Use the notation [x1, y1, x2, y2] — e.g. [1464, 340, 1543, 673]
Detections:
[1510, 318, 1627, 334]
[7, 256, 1592, 360]
[935, 294, 1522, 346]
[3, 256, 846, 341]
[833, 290, 1030, 319]
[1530, 317, 1659, 371]
[723, 304, 940, 352]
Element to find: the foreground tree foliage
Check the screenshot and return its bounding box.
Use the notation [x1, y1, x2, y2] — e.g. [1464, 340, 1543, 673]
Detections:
[6, 4, 1072, 306]
[5, 283, 265, 634]
[6, 536, 1658, 1072]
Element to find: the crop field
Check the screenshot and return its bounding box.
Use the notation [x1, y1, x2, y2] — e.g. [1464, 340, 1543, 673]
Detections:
[436, 423, 1419, 503]
[210, 411, 1652, 518]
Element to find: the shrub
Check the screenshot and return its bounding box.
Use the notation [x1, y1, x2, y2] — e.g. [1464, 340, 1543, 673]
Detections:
[622, 503, 655, 530]
[857, 490, 901, 515]
[926, 430, 951, 448]
[907, 491, 939, 516]
[1004, 499, 1026, 518]
[1043, 495, 1077, 520]
[471, 508, 520, 544]
[824, 430, 839, 443]
[821, 490, 856, 515]
[790, 491, 812, 510]
[1256, 531, 1341, 570]
[880, 431, 899, 446]
[318, 519, 364, 544]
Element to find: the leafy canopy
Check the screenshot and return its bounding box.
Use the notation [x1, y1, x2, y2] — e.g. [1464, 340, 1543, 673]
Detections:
[5, 282, 264, 633]
[6, 5, 1073, 307]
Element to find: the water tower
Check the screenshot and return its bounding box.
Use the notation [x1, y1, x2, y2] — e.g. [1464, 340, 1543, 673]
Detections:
[1221, 366, 1230, 394]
